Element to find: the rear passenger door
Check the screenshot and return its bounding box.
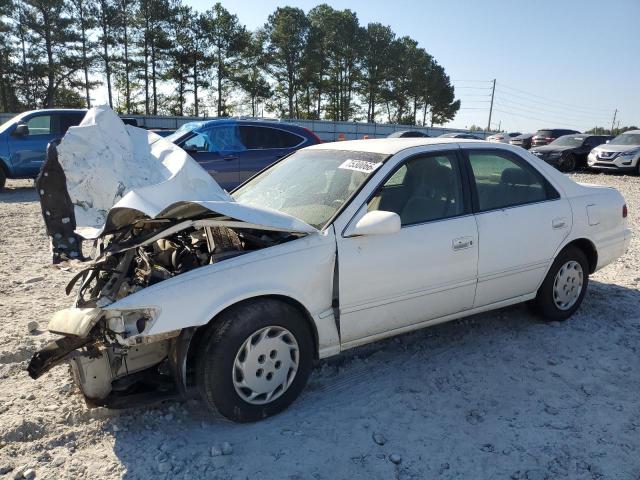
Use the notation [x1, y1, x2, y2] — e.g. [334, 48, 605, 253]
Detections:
[461, 146, 571, 307]
[237, 126, 305, 183]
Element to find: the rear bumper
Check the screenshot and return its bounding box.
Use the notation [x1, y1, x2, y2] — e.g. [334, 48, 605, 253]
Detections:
[595, 228, 632, 271]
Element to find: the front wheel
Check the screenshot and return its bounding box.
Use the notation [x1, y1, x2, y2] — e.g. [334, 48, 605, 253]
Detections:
[531, 246, 589, 321]
[0, 168, 6, 192]
[559, 153, 577, 172]
[196, 298, 314, 422]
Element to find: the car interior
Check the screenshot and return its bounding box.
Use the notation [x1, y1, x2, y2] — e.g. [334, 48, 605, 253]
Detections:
[368, 155, 463, 225]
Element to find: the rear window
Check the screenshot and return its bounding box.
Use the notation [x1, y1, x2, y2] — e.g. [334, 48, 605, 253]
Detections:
[535, 130, 554, 137]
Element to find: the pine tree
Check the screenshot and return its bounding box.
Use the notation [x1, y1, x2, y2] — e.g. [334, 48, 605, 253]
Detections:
[202, 2, 248, 117]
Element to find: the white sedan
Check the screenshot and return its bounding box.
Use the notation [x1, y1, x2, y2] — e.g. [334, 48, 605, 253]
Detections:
[29, 108, 631, 422]
[486, 132, 522, 143]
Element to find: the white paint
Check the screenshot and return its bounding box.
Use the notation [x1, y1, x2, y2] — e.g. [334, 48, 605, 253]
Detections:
[94, 141, 630, 359]
[56, 106, 315, 238]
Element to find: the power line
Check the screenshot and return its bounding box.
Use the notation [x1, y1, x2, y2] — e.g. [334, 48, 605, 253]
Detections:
[493, 99, 610, 125]
[454, 85, 494, 90]
[497, 82, 612, 115]
[492, 108, 584, 131]
[495, 88, 612, 118]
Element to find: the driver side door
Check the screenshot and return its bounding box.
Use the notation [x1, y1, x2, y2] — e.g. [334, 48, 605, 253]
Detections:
[9, 113, 59, 177]
[336, 150, 478, 347]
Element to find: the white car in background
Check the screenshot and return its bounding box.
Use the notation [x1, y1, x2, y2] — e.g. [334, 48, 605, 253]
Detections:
[486, 132, 522, 143]
[29, 108, 631, 422]
[588, 130, 640, 174]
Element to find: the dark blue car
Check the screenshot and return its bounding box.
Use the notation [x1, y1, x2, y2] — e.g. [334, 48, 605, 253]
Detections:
[165, 119, 321, 191]
[0, 109, 87, 190]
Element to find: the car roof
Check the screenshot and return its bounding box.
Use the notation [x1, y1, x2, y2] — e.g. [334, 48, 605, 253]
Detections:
[24, 108, 87, 114]
[619, 130, 640, 135]
[306, 137, 488, 155]
[536, 128, 580, 132]
[192, 118, 301, 129]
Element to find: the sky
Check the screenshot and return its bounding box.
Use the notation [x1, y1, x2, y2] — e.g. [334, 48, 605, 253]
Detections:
[180, 0, 640, 132]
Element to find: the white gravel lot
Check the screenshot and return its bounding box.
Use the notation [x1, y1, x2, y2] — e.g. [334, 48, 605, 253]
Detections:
[0, 172, 639, 480]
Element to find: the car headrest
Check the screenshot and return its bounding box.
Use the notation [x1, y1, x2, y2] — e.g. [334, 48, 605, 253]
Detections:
[501, 167, 534, 186]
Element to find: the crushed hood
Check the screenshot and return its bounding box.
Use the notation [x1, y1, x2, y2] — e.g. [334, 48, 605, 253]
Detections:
[57, 106, 316, 239]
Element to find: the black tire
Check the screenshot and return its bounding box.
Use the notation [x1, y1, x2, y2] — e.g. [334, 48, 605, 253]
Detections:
[0, 167, 6, 192]
[559, 153, 577, 173]
[196, 298, 314, 422]
[531, 246, 589, 321]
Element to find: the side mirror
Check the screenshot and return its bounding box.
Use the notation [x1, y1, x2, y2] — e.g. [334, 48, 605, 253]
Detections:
[605, 140, 610, 144]
[12, 123, 29, 137]
[348, 210, 401, 237]
[182, 144, 199, 153]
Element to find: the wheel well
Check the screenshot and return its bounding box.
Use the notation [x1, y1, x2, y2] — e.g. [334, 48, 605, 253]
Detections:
[184, 295, 320, 385]
[564, 238, 598, 273]
[0, 158, 8, 177]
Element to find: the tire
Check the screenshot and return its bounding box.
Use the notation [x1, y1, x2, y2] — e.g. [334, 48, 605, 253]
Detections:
[559, 153, 577, 173]
[0, 167, 6, 192]
[196, 298, 314, 422]
[531, 246, 589, 321]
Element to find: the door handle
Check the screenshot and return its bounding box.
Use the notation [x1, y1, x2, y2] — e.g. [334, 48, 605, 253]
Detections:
[552, 217, 567, 229]
[452, 236, 474, 251]
[223, 154, 238, 161]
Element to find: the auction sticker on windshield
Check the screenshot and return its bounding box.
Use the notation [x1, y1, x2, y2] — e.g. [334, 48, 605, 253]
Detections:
[338, 159, 382, 173]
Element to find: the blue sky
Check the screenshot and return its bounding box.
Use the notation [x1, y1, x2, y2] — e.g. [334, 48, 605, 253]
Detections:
[184, 0, 639, 132]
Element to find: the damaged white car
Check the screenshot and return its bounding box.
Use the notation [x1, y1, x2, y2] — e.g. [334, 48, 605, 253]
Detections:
[29, 107, 631, 422]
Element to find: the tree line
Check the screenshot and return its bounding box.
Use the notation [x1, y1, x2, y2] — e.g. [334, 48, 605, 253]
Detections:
[0, 0, 461, 125]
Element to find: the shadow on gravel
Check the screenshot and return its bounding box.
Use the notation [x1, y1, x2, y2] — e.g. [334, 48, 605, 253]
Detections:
[0, 183, 38, 204]
[107, 280, 640, 479]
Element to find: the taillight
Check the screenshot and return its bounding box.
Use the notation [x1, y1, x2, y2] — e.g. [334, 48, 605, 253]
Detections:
[303, 127, 322, 144]
[623, 204, 628, 218]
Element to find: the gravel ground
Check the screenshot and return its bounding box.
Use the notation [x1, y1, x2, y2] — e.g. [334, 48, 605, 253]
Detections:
[0, 172, 639, 480]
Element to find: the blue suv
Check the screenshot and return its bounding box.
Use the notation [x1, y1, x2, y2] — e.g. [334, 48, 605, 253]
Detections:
[0, 109, 87, 191]
[166, 119, 321, 191]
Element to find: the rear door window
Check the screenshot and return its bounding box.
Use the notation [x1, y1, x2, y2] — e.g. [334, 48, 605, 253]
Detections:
[467, 150, 557, 212]
[239, 126, 303, 149]
[59, 113, 85, 134]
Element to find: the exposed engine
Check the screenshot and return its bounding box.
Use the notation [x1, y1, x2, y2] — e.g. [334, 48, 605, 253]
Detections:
[70, 222, 295, 309]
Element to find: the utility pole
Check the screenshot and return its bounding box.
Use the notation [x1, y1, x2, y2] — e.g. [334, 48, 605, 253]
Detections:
[610, 108, 617, 135]
[486, 78, 496, 132]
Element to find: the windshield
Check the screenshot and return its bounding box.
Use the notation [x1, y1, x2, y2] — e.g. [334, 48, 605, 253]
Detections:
[164, 122, 201, 143]
[549, 135, 585, 147]
[609, 133, 640, 146]
[232, 149, 388, 229]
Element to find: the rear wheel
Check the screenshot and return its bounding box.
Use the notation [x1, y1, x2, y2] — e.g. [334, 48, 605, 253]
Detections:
[0, 168, 6, 192]
[196, 298, 314, 422]
[531, 246, 589, 321]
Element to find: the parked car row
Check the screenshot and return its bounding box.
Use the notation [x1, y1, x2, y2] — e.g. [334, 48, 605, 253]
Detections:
[530, 134, 612, 172]
[1, 109, 638, 193]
